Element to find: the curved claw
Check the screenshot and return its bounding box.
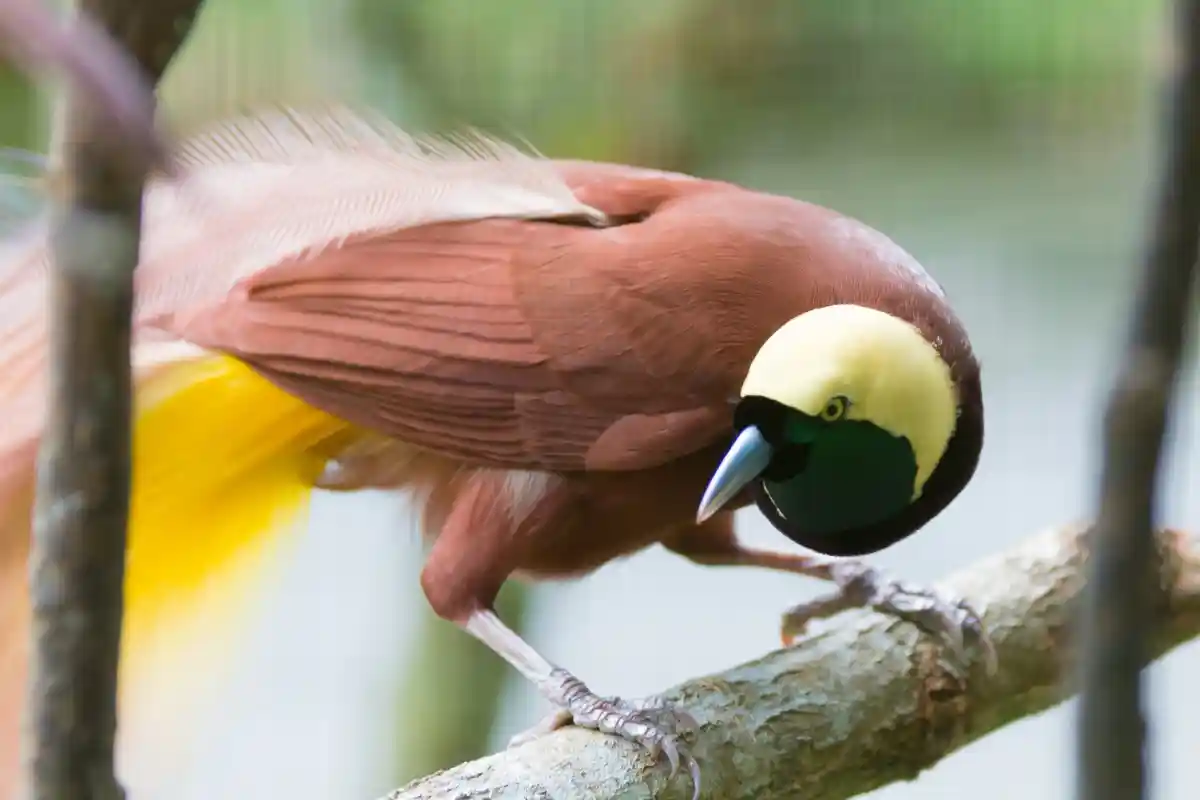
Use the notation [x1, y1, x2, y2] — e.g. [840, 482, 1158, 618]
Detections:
[685, 751, 703, 800]
[979, 633, 999, 676]
[658, 736, 681, 777]
[955, 600, 999, 676]
[651, 735, 702, 800]
[516, 691, 702, 799]
[937, 613, 967, 663]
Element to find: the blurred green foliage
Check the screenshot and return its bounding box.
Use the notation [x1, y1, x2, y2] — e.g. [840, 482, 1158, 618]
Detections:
[347, 0, 1160, 168]
[0, 67, 38, 145]
[0, 67, 42, 235]
[1, 0, 1162, 166]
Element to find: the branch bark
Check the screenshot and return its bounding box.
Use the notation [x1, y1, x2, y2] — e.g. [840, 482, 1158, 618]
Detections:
[1075, 0, 1200, 798]
[384, 523, 1200, 800]
[19, 2, 204, 799]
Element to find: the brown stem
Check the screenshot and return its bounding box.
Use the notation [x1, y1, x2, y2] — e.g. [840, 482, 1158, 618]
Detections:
[18, 2, 205, 799]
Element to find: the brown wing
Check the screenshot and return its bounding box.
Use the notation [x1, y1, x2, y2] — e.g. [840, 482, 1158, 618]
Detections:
[169, 175, 751, 473]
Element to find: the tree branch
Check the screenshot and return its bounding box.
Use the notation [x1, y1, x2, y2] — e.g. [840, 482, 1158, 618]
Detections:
[20, 2, 204, 799]
[1075, 0, 1200, 797]
[384, 523, 1200, 800]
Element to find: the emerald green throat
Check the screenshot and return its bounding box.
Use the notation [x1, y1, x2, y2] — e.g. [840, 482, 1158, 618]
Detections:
[761, 412, 918, 535]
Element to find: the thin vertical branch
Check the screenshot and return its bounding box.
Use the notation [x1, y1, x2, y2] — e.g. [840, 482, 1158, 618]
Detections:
[1075, 1, 1200, 798]
[19, 2, 204, 799]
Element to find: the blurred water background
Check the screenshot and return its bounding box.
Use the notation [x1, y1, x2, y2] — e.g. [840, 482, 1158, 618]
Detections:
[3, 1, 1198, 798]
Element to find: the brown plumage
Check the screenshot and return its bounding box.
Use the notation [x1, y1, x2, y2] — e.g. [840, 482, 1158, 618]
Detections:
[170, 159, 990, 790]
[0, 109, 990, 796]
[175, 162, 983, 566]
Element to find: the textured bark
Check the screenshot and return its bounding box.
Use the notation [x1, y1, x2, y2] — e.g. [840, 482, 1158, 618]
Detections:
[20, 2, 204, 800]
[1074, 0, 1200, 797]
[385, 523, 1200, 800]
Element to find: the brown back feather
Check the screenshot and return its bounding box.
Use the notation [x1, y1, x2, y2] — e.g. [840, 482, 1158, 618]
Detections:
[171, 164, 981, 488]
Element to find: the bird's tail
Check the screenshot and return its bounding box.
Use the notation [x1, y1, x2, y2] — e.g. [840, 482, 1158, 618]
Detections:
[0, 344, 360, 796]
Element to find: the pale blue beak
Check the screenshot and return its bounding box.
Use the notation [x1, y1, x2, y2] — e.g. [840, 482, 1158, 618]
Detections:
[696, 426, 773, 523]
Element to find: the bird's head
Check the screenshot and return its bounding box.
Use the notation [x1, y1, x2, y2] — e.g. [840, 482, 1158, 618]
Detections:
[697, 303, 962, 556]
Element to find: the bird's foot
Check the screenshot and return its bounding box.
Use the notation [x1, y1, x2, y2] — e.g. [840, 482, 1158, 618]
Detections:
[780, 560, 997, 674]
[511, 669, 701, 799]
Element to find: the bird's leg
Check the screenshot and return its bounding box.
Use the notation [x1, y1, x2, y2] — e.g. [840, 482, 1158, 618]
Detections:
[461, 609, 698, 775]
[663, 515, 996, 672]
[418, 475, 700, 797]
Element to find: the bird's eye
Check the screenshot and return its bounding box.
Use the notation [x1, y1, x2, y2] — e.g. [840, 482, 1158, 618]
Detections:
[819, 395, 850, 422]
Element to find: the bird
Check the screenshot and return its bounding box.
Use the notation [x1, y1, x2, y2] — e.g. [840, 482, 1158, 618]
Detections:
[0, 106, 991, 798]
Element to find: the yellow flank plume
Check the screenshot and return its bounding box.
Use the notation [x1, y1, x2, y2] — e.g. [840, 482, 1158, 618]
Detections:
[115, 352, 360, 779]
[126, 353, 355, 628]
